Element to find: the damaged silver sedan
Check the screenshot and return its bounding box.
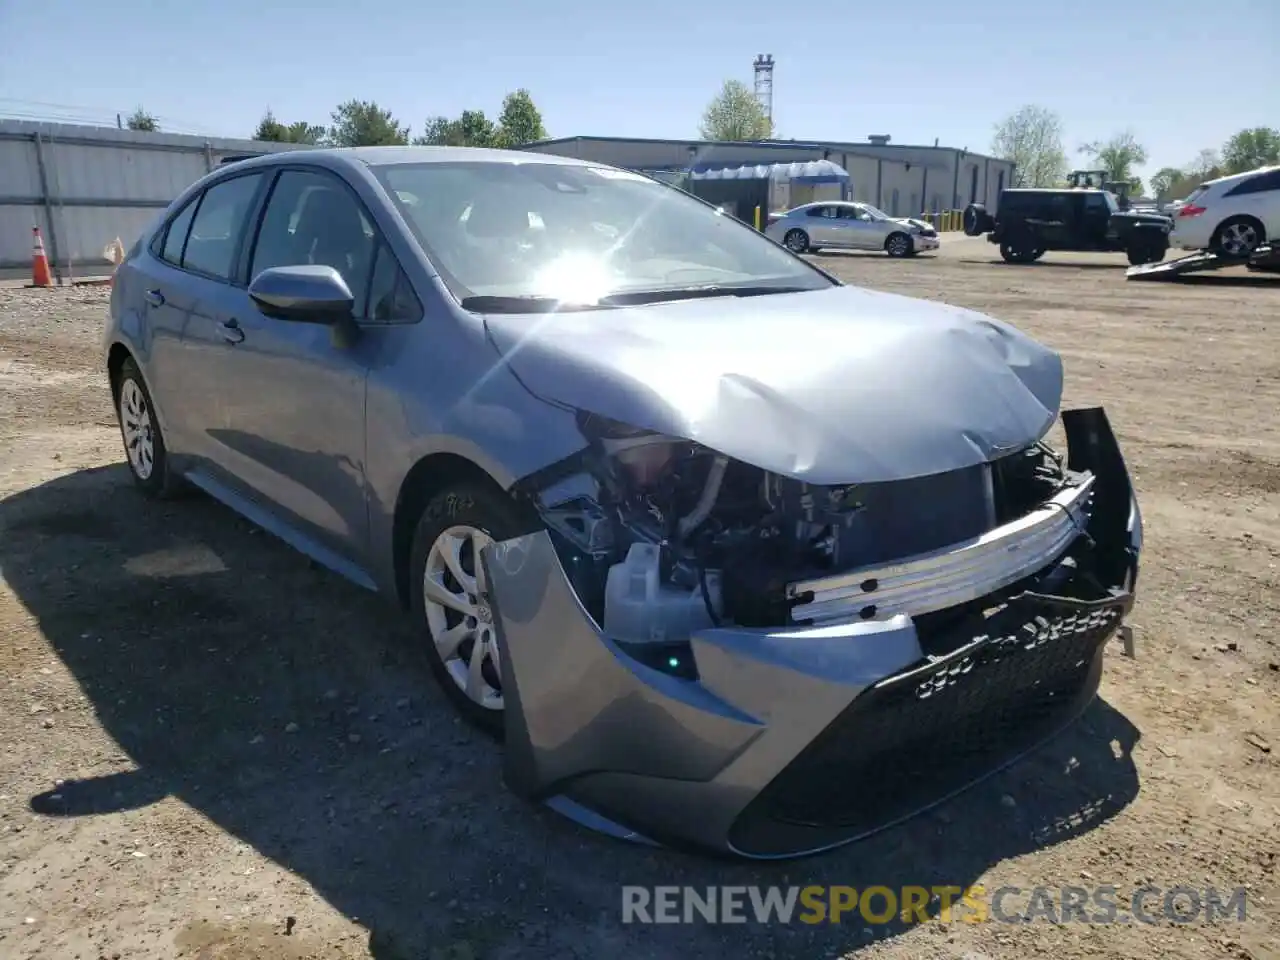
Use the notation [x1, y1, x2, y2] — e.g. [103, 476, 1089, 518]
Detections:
[105, 146, 1143, 860]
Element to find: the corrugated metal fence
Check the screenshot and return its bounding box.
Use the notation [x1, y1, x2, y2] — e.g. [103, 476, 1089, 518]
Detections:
[0, 120, 309, 282]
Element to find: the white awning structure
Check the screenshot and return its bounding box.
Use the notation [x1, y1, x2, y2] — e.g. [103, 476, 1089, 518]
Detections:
[686, 159, 850, 183]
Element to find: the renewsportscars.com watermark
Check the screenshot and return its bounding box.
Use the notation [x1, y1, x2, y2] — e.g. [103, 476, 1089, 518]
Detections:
[621, 885, 1248, 926]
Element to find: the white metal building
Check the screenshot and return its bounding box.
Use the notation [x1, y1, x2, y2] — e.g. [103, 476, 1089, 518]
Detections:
[521, 136, 1015, 218]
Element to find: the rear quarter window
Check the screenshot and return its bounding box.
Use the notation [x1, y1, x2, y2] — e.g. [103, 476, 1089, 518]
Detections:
[1224, 170, 1280, 198]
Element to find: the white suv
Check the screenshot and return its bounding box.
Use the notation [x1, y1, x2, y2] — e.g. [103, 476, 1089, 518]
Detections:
[1169, 165, 1280, 258]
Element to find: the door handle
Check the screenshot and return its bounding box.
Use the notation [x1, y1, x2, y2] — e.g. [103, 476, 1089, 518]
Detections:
[144, 289, 165, 307]
[219, 318, 245, 344]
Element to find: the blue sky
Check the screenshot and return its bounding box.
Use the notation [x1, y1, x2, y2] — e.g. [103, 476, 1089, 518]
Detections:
[2, 0, 1276, 180]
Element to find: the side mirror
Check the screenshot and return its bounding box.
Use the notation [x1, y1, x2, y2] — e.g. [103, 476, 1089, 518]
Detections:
[248, 265, 354, 324]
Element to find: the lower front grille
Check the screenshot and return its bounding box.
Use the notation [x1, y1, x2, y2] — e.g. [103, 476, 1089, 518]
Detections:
[729, 588, 1130, 857]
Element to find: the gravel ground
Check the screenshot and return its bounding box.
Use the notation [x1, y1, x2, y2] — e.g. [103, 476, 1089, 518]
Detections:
[1, 246, 1278, 960]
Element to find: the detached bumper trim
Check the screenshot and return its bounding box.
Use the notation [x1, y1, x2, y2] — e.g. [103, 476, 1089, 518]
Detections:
[788, 475, 1095, 624]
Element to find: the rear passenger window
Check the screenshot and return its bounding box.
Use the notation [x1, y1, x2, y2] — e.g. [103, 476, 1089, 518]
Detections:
[183, 174, 263, 281]
[160, 198, 198, 266]
[366, 244, 421, 323]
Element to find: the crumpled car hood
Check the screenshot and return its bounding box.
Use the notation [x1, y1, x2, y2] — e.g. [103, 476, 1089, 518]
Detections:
[483, 284, 1063, 485]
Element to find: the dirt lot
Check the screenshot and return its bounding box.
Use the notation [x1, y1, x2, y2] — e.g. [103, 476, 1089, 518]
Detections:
[1, 242, 1278, 960]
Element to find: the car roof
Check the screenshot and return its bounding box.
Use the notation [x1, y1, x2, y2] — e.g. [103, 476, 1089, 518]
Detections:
[221, 145, 602, 174]
[1204, 164, 1280, 186]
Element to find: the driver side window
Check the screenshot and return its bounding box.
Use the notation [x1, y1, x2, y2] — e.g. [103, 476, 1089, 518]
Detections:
[250, 169, 376, 317]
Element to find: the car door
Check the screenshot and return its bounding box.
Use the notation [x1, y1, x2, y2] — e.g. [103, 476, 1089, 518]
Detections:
[1032, 193, 1075, 249]
[140, 172, 267, 474]
[209, 166, 414, 574]
[804, 205, 843, 245]
[840, 204, 883, 249]
[135, 192, 207, 458]
[1079, 192, 1113, 248]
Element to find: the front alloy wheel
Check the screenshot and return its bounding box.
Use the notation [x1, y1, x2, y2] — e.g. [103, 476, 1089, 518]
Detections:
[421, 524, 503, 712]
[885, 232, 912, 258]
[408, 483, 535, 737]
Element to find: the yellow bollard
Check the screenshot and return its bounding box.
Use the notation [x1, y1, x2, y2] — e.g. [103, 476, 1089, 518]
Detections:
[754, 205, 761, 231]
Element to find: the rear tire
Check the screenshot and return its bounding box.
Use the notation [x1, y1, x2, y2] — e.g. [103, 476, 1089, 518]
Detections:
[1210, 216, 1265, 259]
[963, 203, 994, 237]
[114, 357, 184, 499]
[783, 229, 810, 254]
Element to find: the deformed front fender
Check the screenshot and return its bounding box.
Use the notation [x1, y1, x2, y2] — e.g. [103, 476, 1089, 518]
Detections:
[479, 532, 923, 855]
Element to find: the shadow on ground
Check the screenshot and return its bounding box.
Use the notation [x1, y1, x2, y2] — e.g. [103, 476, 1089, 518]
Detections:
[2, 466, 1142, 959]
[955, 258, 1128, 272]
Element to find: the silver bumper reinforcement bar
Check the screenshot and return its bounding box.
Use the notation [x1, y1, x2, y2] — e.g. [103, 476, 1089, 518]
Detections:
[788, 475, 1096, 625]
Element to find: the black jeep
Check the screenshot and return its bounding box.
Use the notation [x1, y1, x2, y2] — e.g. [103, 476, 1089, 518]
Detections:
[963, 188, 1172, 265]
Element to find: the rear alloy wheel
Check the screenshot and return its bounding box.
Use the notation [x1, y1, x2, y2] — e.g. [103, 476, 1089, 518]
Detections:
[408, 484, 534, 737]
[783, 229, 810, 254]
[1211, 217, 1264, 259]
[115, 357, 182, 498]
[885, 232, 912, 258]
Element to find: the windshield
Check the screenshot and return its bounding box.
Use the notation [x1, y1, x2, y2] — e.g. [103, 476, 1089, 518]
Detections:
[375, 162, 833, 308]
[861, 205, 891, 220]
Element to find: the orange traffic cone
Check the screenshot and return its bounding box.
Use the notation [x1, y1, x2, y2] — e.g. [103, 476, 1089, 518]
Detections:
[31, 226, 54, 287]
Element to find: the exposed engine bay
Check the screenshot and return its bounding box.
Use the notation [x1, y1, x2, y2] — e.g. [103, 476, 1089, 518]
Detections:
[515, 412, 1088, 667]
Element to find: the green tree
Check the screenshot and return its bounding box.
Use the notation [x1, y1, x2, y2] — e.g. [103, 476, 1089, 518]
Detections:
[327, 100, 410, 147]
[126, 107, 158, 132]
[254, 112, 325, 144]
[1079, 130, 1148, 193]
[414, 91, 547, 149]
[698, 79, 771, 141]
[1187, 148, 1222, 180]
[1149, 166, 1185, 202]
[991, 105, 1067, 187]
[413, 109, 497, 147]
[1221, 127, 1280, 174]
[495, 89, 547, 147]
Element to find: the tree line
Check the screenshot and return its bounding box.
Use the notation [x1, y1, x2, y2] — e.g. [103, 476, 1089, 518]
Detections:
[249, 91, 547, 149]
[991, 104, 1279, 201]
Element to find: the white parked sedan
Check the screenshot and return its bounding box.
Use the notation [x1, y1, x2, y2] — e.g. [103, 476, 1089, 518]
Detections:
[764, 201, 940, 257]
[1169, 165, 1280, 258]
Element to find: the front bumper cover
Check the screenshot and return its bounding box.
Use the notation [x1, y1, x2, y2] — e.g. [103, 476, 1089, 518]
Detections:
[481, 407, 1142, 858]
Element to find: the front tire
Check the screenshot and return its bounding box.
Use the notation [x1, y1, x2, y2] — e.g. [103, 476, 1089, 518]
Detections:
[783, 229, 810, 254]
[408, 483, 535, 738]
[114, 357, 182, 498]
[885, 232, 913, 258]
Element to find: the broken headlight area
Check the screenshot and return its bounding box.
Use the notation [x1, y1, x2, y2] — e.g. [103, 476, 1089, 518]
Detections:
[512, 409, 1123, 677]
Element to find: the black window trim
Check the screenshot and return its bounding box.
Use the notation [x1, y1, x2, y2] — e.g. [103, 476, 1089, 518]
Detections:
[150, 170, 270, 287]
[153, 192, 199, 266]
[1224, 170, 1280, 198]
[243, 163, 423, 326]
